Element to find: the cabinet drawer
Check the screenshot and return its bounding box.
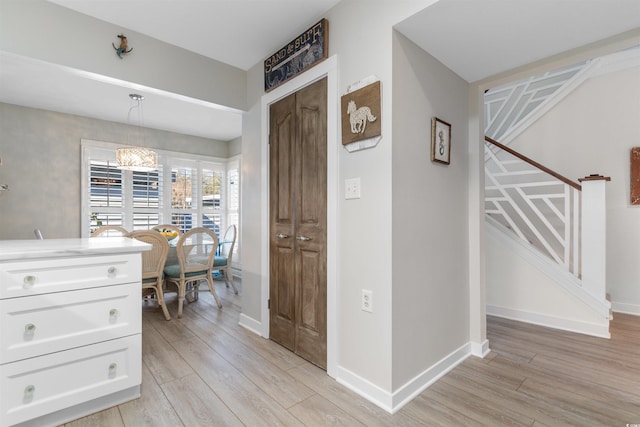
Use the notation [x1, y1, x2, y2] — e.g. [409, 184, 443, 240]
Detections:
[0, 254, 140, 299]
[0, 335, 141, 427]
[0, 283, 141, 364]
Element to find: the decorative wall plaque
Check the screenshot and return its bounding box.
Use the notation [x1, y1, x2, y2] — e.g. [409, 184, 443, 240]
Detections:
[631, 147, 640, 205]
[340, 79, 381, 150]
[264, 19, 328, 92]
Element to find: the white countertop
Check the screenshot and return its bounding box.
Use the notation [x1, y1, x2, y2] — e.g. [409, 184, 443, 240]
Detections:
[0, 237, 151, 261]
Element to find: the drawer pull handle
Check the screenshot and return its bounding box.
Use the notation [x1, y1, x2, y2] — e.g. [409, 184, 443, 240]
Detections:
[24, 324, 36, 334]
[23, 275, 36, 287]
[24, 385, 35, 397]
[109, 308, 119, 318]
[108, 363, 117, 376]
[107, 266, 117, 276]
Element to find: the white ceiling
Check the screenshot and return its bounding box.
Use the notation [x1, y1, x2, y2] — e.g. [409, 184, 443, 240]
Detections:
[397, 0, 640, 83]
[1, 0, 639, 141]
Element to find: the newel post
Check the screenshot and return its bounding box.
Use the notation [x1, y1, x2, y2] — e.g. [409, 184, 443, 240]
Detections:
[578, 174, 611, 301]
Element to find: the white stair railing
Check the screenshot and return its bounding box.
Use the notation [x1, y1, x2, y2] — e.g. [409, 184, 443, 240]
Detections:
[484, 137, 582, 278]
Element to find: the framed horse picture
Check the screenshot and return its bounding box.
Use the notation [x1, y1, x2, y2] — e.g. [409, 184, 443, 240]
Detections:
[341, 80, 381, 146]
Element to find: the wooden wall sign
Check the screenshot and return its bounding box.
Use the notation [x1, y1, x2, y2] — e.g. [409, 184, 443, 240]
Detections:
[631, 147, 640, 205]
[264, 19, 328, 92]
[340, 80, 381, 146]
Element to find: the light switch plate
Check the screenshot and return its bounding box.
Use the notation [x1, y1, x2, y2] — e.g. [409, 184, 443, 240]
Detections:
[345, 178, 361, 199]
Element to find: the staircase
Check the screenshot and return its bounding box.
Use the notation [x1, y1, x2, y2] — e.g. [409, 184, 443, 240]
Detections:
[483, 56, 619, 337]
[484, 136, 582, 278]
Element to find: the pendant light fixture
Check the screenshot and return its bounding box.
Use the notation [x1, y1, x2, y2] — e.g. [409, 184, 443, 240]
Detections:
[116, 93, 158, 171]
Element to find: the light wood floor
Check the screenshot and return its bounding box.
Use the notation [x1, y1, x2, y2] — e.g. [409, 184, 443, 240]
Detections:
[64, 280, 640, 426]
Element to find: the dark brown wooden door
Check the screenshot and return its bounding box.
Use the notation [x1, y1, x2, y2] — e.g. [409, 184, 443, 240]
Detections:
[269, 78, 327, 369]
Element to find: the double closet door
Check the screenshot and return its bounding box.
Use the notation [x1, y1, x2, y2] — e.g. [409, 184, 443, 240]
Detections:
[269, 77, 327, 369]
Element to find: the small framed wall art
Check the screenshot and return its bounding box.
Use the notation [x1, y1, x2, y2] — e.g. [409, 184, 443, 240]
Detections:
[431, 117, 451, 165]
[631, 147, 640, 205]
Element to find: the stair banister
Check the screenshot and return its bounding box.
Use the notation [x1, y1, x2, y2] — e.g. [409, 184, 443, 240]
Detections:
[484, 136, 583, 276]
[485, 136, 581, 191]
[484, 135, 611, 317]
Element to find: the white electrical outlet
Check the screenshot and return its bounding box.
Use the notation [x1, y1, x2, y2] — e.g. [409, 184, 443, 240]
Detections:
[361, 289, 373, 313]
[345, 177, 361, 199]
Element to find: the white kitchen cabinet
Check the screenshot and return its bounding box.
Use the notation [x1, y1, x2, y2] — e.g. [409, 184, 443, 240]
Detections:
[0, 238, 149, 427]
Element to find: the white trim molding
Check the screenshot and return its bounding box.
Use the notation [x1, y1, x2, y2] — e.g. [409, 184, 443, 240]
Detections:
[336, 343, 471, 414]
[470, 339, 490, 358]
[238, 313, 263, 336]
[611, 302, 640, 316]
[487, 305, 611, 339]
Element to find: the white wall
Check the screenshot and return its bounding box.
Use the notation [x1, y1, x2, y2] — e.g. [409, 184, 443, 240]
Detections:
[509, 65, 640, 314]
[486, 224, 610, 336]
[0, 103, 229, 240]
[391, 32, 470, 389]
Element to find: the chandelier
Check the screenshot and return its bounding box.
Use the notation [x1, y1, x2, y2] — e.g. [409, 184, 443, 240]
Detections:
[116, 94, 158, 171]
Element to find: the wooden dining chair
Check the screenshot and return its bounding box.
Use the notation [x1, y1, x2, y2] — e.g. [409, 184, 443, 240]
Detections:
[91, 225, 129, 237]
[163, 227, 222, 318]
[127, 230, 171, 320]
[213, 224, 238, 294]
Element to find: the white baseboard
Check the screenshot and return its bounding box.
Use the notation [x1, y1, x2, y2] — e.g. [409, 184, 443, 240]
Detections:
[470, 339, 490, 357]
[335, 343, 471, 414]
[611, 301, 640, 316]
[487, 305, 610, 338]
[14, 385, 140, 427]
[238, 313, 263, 337]
[335, 367, 395, 413]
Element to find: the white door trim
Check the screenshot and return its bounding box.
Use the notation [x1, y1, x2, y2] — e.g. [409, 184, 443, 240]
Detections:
[260, 55, 338, 377]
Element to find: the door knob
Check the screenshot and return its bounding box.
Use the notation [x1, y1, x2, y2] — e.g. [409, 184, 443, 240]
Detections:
[296, 236, 312, 241]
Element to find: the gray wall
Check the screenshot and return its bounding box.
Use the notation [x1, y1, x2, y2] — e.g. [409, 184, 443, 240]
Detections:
[0, 103, 229, 240]
[241, 0, 468, 401]
[391, 32, 470, 389]
[228, 136, 242, 157]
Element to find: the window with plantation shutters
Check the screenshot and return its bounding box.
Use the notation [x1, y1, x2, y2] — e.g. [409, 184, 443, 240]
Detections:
[132, 168, 160, 208]
[89, 159, 124, 227]
[202, 168, 223, 235]
[170, 166, 196, 233]
[132, 167, 162, 230]
[226, 159, 240, 262]
[81, 140, 240, 271]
